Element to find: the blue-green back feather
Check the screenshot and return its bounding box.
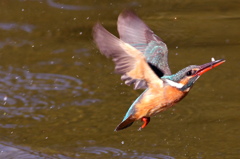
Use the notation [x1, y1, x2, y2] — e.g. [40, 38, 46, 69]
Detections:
[122, 89, 147, 121]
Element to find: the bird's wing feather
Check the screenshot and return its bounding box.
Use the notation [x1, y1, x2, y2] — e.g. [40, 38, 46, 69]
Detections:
[93, 23, 163, 89]
[117, 10, 171, 89]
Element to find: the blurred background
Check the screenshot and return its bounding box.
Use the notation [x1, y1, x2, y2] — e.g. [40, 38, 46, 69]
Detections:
[0, 0, 239, 158]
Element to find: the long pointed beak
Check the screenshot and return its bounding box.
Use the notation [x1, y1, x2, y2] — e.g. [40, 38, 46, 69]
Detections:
[197, 59, 225, 76]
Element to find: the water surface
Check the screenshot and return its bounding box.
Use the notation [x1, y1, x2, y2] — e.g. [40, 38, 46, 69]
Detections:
[0, 0, 239, 158]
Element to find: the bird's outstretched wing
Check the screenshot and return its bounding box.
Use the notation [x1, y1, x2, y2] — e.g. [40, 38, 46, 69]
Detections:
[117, 10, 171, 89]
[93, 23, 163, 89]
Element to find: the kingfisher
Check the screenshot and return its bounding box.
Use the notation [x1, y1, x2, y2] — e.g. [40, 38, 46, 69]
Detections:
[93, 10, 225, 131]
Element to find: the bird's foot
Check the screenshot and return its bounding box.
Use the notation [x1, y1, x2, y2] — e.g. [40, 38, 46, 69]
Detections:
[138, 117, 150, 131]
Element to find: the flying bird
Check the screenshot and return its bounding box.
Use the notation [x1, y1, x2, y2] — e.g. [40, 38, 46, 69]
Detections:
[93, 10, 225, 131]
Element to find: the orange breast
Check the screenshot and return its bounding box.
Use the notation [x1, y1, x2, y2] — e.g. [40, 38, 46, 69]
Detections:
[133, 85, 188, 119]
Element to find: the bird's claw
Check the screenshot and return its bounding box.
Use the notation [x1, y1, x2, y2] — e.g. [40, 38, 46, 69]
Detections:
[138, 117, 150, 131]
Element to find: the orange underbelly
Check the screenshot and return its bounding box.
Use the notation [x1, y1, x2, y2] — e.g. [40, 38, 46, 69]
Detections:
[134, 86, 187, 119]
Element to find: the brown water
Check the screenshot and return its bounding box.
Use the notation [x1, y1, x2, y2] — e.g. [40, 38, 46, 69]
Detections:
[0, 0, 239, 158]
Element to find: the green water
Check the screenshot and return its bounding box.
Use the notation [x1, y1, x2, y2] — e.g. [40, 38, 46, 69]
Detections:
[0, 0, 239, 158]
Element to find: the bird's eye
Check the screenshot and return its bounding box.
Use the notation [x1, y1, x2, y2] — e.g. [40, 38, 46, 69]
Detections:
[186, 70, 196, 76]
[186, 70, 192, 76]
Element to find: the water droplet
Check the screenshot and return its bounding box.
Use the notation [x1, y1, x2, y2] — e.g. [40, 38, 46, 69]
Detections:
[3, 96, 7, 101]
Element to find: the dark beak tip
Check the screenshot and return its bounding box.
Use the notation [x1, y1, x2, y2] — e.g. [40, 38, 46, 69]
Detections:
[206, 58, 226, 67]
[213, 59, 226, 65]
[216, 59, 226, 63]
[197, 58, 225, 76]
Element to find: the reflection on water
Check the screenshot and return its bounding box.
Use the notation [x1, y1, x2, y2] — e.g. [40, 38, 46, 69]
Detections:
[0, 0, 239, 158]
[47, 0, 93, 11]
[0, 66, 99, 122]
[0, 143, 49, 159]
[0, 38, 33, 49]
[46, 0, 138, 11]
[79, 146, 174, 159]
[0, 23, 35, 33]
[0, 143, 173, 159]
[81, 146, 127, 156]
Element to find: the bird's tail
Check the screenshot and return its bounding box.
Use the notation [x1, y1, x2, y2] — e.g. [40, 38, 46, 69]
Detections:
[114, 116, 135, 131]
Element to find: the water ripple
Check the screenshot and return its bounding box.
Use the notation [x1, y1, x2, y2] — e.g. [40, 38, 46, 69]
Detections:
[0, 143, 59, 159]
[78, 146, 174, 159]
[80, 146, 127, 156]
[47, 0, 93, 11]
[0, 23, 35, 32]
[46, 0, 139, 11]
[0, 38, 33, 49]
[0, 66, 99, 120]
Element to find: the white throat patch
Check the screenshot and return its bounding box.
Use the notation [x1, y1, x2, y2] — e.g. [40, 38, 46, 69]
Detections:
[165, 79, 184, 89]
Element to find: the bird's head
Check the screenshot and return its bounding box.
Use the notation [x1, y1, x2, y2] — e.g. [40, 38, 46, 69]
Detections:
[162, 59, 225, 92]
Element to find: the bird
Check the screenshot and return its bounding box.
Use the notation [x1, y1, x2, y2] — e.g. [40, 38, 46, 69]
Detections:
[93, 10, 225, 131]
